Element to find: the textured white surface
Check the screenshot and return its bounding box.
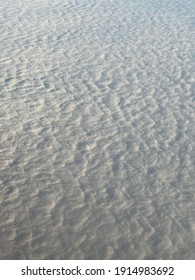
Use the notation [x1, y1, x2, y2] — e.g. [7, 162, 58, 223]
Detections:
[0, 0, 195, 259]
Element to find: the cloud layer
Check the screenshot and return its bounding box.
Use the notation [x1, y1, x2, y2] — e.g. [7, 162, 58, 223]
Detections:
[0, 0, 194, 259]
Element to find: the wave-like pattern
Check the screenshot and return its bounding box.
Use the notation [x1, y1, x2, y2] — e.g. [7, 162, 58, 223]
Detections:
[0, 0, 194, 259]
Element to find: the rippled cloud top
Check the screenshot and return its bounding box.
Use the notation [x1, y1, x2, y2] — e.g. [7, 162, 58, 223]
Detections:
[0, 0, 195, 259]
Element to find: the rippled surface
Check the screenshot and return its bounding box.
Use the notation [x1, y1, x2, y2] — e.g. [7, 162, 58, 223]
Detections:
[0, 0, 195, 259]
